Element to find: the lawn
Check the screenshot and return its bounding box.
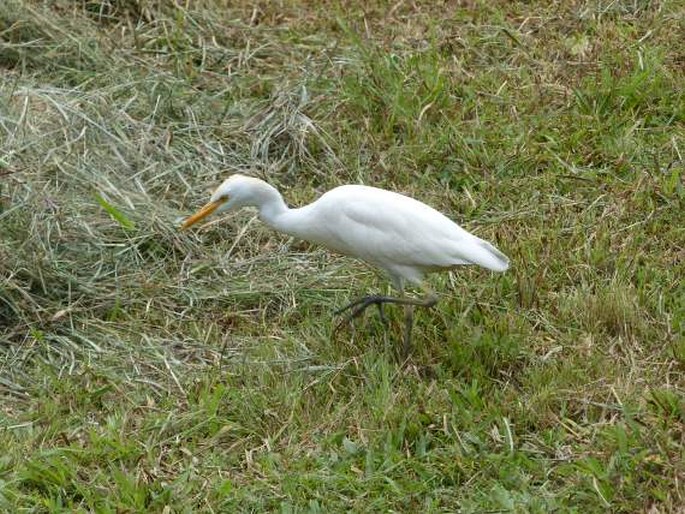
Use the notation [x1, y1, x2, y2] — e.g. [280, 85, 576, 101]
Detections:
[1, 0, 684, 511]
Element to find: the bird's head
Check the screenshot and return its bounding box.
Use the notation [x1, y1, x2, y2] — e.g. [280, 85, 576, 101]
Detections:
[181, 174, 266, 229]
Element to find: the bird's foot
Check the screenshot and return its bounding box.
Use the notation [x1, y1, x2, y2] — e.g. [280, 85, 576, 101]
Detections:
[333, 295, 394, 333]
[332, 294, 437, 358]
[335, 295, 394, 320]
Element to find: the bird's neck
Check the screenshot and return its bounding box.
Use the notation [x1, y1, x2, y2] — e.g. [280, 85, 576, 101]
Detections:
[254, 182, 313, 240]
[255, 182, 291, 230]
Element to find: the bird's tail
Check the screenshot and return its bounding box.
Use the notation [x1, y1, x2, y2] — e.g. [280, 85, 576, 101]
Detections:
[468, 237, 510, 272]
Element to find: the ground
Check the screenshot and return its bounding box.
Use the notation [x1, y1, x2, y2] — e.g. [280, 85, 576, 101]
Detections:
[0, 0, 684, 512]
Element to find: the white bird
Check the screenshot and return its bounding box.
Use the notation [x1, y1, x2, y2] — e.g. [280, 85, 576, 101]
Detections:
[182, 174, 509, 355]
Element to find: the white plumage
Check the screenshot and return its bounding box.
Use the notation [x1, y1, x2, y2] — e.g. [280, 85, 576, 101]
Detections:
[182, 174, 509, 355]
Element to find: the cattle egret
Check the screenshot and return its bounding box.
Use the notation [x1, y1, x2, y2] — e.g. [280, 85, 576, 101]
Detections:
[182, 174, 509, 355]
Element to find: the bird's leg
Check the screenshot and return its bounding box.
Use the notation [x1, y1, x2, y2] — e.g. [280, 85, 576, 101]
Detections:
[402, 304, 414, 359]
[338, 296, 388, 324]
[401, 289, 439, 358]
[335, 294, 420, 320]
[377, 302, 387, 325]
[334, 288, 438, 345]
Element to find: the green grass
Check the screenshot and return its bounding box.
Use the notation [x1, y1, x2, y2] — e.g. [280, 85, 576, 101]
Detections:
[1, 0, 684, 511]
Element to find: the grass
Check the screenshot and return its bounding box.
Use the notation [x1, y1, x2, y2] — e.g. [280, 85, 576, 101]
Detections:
[1, 0, 684, 511]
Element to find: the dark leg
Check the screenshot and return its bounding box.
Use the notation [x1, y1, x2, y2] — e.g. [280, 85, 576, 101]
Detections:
[335, 294, 435, 321]
[333, 295, 388, 324]
[402, 304, 414, 358]
[377, 302, 387, 325]
[334, 292, 438, 350]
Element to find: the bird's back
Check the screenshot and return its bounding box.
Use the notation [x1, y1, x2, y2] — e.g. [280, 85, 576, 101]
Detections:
[294, 185, 508, 283]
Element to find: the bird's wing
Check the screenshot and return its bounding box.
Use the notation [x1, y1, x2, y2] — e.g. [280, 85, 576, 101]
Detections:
[313, 187, 467, 266]
[314, 186, 508, 273]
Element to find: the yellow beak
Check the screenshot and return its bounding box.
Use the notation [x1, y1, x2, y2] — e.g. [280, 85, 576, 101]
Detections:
[181, 200, 223, 230]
